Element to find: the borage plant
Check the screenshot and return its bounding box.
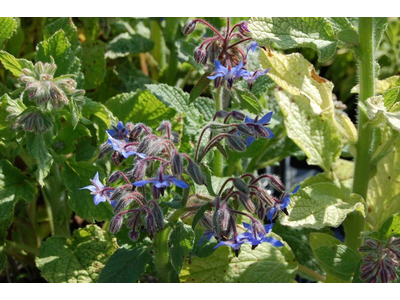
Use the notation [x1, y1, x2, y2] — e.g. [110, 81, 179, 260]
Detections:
[1, 17, 400, 284]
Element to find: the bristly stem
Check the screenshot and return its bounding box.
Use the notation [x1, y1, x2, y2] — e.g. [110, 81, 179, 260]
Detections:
[297, 264, 326, 282]
[346, 17, 375, 252]
[214, 86, 224, 177]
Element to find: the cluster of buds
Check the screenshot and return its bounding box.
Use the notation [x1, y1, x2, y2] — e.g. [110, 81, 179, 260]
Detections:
[359, 236, 400, 283]
[18, 61, 84, 109]
[185, 172, 299, 256]
[183, 17, 269, 89]
[195, 110, 274, 163]
[80, 112, 291, 255]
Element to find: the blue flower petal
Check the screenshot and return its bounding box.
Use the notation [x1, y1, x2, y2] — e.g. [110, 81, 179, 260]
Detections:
[116, 121, 124, 130]
[292, 185, 300, 194]
[266, 207, 277, 221]
[132, 179, 153, 187]
[207, 72, 225, 80]
[214, 60, 228, 74]
[259, 111, 273, 124]
[93, 194, 106, 205]
[261, 236, 284, 247]
[171, 178, 189, 189]
[79, 185, 97, 192]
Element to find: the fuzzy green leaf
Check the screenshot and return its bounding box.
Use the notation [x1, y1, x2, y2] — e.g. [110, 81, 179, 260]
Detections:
[105, 90, 175, 128]
[36, 225, 118, 283]
[0, 159, 34, 221]
[0, 18, 17, 47]
[169, 221, 195, 273]
[310, 233, 361, 281]
[81, 41, 106, 89]
[378, 213, 400, 240]
[106, 33, 154, 59]
[36, 29, 81, 77]
[233, 88, 263, 114]
[0, 50, 34, 77]
[25, 133, 53, 186]
[44, 18, 79, 51]
[280, 182, 364, 229]
[180, 234, 297, 283]
[98, 246, 152, 283]
[249, 17, 337, 62]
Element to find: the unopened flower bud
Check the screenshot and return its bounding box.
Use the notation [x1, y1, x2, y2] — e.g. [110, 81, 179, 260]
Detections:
[171, 151, 183, 177]
[226, 134, 246, 152]
[236, 124, 256, 137]
[214, 77, 224, 89]
[232, 178, 249, 195]
[157, 120, 171, 133]
[199, 212, 213, 231]
[129, 160, 147, 181]
[109, 215, 123, 234]
[145, 212, 157, 238]
[108, 171, 122, 183]
[257, 189, 276, 206]
[231, 111, 245, 121]
[214, 110, 230, 119]
[194, 47, 207, 65]
[268, 175, 285, 192]
[182, 20, 198, 35]
[152, 204, 165, 230]
[187, 161, 206, 185]
[129, 230, 140, 242]
[213, 203, 231, 240]
[237, 191, 255, 213]
[170, 131, 180, 144]
[238, 21, 250, 36]
[253, 124, 272, 138]
[251, 220, 267, 239]
[257, 202, 265, 220]
[98, 142, 113, 159]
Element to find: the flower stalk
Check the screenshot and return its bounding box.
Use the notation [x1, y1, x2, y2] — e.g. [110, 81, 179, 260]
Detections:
[346, 17, 376, 251]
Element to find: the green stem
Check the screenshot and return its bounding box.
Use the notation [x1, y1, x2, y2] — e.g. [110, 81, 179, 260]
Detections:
[214, 86, 224, 177]
[346, 17, 376, 251]
[5, 240, 39, 256]
[153, 206, 189, 283]
[42, 163, 71, 237]
[297, 264, 326, 282]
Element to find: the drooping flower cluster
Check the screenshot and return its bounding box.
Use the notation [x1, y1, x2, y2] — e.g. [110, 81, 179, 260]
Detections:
[188, 171, 298, 256]
[79, 112, 293, 256]
[7, 61, 85, 135]
[183, 18, 269, 89]
[359, 236, 400, 283]
[18, 61, 84, 109]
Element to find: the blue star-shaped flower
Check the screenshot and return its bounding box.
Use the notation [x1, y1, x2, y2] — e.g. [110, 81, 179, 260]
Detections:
[242, 69, 270, 89]
[106, 121, 126, 140]
[133, 173, 189, 198]
[241, 112, 274, 146]
[207, 60, 249, 88]
[79, 172, 112, 205]
[266, 185, 300, 222]
[246, 41, 258, 54]
[239, 222, 284, 248]
[199, 231, 215, 246]
[107, 132, 146, 159]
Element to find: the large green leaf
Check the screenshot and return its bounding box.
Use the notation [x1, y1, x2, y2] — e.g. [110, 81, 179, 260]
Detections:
[36, 225, 118, 283]
[378, 213, 400, 240]
[106, 33, 154, 59]
[280, 182, 364, 229]
[0, 18, 17, 47]
[232, 87, 262, 114]
[180, 234, 297, 283]
[368, 128, 400, 230]
[81, 41, 106, 90]
[0, 159, 34, 222]
[43, 17, 80, 51]
[62, 160, 113, 222]
[36, 29, 80, 77]
[98, 246, 152, 283]
[169, 221, 195, 273]
[105, 90, 175, 128]
[259, 49, 342, 171]
[0, 50, 34, 77]
[310, 233, 361, 281]
[25, 133, 53, 186]
[146, 84, 213, 135]
[249, 17, 337, 62]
